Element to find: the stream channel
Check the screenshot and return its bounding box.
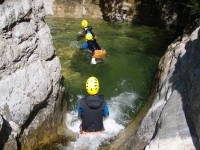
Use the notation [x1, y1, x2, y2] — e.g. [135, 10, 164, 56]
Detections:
[45, 18, 179, 149]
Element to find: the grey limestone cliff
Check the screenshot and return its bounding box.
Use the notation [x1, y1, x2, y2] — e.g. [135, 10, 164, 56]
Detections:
[0, 0, 74, 149]
[108, 24, 200, 150]
[142, 25, 200, 150]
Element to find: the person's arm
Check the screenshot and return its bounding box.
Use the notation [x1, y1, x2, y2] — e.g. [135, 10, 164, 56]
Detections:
[79, 42, 88, 49]
[78, 102, 82, 120]
[104, 102, 109, 118]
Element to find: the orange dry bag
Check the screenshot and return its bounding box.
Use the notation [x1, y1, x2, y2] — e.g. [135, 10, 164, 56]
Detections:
[93, 50, 106, 59]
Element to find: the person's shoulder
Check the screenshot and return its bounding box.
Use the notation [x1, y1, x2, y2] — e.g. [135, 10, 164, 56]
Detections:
[79, 96, 87, 101]
[98, 95, 105, 99]
[87, 26, 93, 30]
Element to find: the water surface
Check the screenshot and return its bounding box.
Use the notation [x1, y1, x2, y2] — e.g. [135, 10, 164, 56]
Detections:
[45, 18, 177, 149]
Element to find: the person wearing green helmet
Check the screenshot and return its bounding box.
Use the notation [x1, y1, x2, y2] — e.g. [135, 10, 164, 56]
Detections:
[77, 76, 109, 134]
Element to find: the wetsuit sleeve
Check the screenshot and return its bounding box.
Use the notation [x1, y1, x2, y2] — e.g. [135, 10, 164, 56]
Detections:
[78, 102, 82, 114]
[78, 102, 82, 120]
[104, 102, 109, 118]
[79, 42, 88, 49]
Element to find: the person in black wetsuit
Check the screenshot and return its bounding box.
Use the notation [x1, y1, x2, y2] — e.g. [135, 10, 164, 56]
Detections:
[79, 33, 103, 64]
[79, 33, 101, 53]
[81, 20, 97, 39]
[77, 76, 109, 134]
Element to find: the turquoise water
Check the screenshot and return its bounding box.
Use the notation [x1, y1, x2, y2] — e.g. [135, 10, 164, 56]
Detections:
[45, 18, 177, 149]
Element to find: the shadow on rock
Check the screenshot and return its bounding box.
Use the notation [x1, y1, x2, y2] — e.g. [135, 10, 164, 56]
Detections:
[0, 115, 12, 150]
[169, 29, 200, 149]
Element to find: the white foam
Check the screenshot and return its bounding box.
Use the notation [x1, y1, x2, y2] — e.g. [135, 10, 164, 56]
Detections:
[65, 91, 138, 150]
[90, 58, 97, 64]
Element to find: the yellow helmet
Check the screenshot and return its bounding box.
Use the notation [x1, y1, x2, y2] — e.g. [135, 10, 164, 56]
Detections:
[86, 76, 99, 95]
[85, 33, 93, 41]
[81, 20, 88, 28]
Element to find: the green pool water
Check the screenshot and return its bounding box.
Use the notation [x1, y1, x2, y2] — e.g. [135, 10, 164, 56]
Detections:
[45, 17, 177, 123]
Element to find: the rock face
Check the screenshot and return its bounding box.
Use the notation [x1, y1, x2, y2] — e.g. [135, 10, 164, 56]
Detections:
[44, 0, 135, 22]
[133, 0, 188, 27]
[108, 24, 200, 150]
[44, 0, 188, 26]
[44, 0, 103, 18]
[1, 0, 199, 149]
[143, 26, 200, 150]
[0, 0, 74, 149]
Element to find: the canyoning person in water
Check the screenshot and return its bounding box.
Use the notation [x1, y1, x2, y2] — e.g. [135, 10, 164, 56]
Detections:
[81, 20, 97, 39]
[79, 33, 106, 64]
[77, 76, 109, 134]
[79, 33, 101, 53]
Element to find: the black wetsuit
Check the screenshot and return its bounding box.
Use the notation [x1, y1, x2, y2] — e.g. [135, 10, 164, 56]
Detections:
[79, 39, 101, 53]
[78, 95, 108, 132]
[87, 39, 101, 53]
[84, 26, 95, 37]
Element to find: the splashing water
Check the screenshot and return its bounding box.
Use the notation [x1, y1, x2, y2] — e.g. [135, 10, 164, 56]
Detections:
[65, 92, 138, 150]
[45, 18, 179, 149]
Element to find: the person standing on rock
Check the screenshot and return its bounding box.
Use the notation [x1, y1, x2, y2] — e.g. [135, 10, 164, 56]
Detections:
[77, 76, 109, 134]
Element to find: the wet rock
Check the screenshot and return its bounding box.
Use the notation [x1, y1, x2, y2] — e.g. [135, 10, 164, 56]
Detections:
[0, 0, 75, 149]
[142, 25, 200, 150]
[108, 25, 200, 150]
[43, 0, 135, 22]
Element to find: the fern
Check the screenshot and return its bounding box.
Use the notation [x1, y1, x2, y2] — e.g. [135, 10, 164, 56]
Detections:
[182, 0, 200, 18]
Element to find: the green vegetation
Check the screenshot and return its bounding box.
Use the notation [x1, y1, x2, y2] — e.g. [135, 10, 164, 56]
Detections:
[183, 0, 200, 18]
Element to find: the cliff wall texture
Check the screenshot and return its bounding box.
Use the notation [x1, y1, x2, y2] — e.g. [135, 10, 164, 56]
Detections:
[1, 0, 199, 149]
[44, 0, 135, 21]
[0, 0, 74, 149]
[108, 23, 200, 150]
[44, 0, 187, 27]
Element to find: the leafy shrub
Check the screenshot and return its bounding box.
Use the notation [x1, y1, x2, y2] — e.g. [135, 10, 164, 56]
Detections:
[182, 0, 200, 18]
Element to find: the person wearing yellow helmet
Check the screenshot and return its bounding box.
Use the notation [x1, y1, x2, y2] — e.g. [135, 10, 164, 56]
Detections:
[81, 20, 88, 28]
[85, 33, 93, 41]
[81, 20, 97, 39]
[78, 33, 106, 64]
[78, 33, 102, 64]
[77, 76, 109, 134]
[79, 33, 101, 53]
